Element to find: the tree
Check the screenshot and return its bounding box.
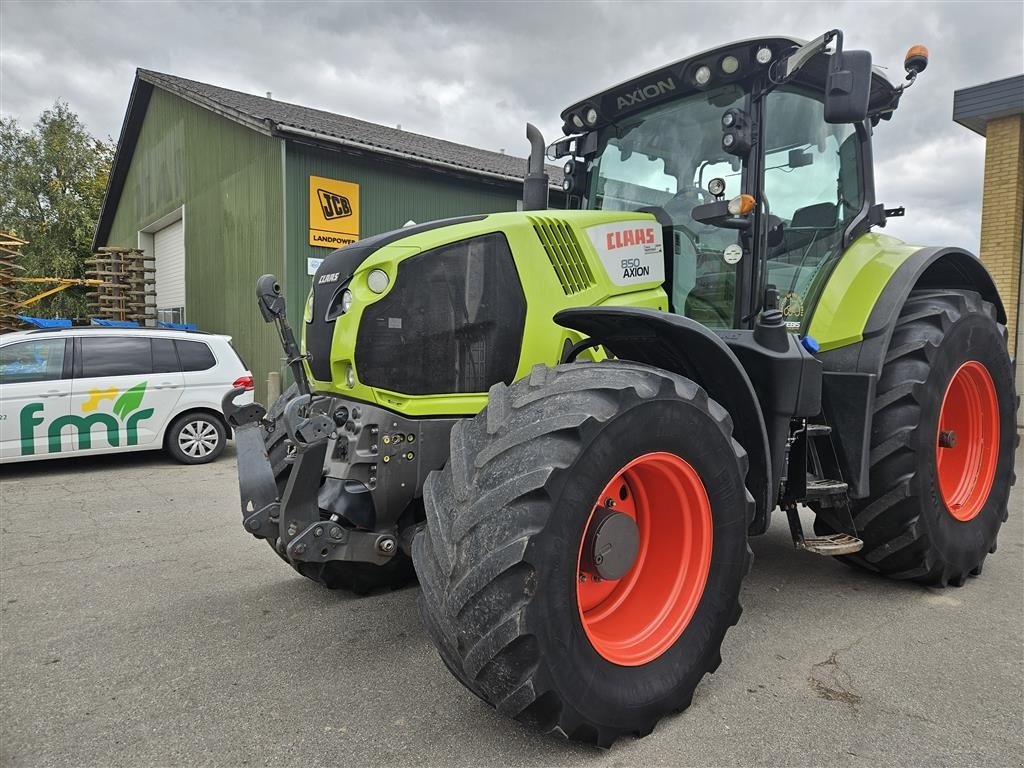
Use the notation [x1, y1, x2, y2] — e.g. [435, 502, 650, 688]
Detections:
[0, 102, 114, 318]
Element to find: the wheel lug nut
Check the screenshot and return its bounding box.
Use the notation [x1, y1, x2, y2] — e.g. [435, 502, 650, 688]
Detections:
[939, 430, 957, 449]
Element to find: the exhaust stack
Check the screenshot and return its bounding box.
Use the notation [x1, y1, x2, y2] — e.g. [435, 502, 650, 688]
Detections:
[522, 123, 549, 211]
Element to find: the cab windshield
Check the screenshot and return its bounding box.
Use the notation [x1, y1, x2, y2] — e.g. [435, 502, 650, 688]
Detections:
[586, 85, 747, 327]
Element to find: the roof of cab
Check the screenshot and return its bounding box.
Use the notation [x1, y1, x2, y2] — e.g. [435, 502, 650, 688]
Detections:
[560, 35, 899, 132]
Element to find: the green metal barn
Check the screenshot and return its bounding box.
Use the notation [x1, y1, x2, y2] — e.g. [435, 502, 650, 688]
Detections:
[93, 69, 561, 401]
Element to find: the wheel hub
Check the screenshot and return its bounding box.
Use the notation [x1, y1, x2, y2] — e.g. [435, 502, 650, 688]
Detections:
[936, 360, 999, 521]
[575, 451, 714, 666]
[583, 508, 640, 581]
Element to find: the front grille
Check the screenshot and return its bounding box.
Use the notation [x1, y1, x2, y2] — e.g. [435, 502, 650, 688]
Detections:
[530, 216, 595, 295]
[355, 233, 526, 395]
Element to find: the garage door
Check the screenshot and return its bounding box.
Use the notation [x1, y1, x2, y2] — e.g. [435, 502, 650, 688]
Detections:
[154, 219, 185, 323]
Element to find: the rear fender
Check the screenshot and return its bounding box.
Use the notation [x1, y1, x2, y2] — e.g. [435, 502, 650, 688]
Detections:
[814, 245, 1005, 498]
[554, 306, 774, 533]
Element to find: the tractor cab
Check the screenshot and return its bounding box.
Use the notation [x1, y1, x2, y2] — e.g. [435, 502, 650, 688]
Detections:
[554, 34, 909, 332]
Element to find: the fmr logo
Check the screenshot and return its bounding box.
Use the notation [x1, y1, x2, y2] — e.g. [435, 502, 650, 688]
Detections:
[19, 381, 153, 456]
[317, 189, 353, 220]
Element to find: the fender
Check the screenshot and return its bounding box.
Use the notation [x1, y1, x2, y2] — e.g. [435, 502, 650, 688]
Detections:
[554, 306, 774, 533]
[812, 244, 1005, 498]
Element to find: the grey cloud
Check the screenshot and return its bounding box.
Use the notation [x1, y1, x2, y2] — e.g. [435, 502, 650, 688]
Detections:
[1, 0, 1021, 250]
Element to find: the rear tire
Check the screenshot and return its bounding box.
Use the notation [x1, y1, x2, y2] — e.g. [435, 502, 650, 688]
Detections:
[815, 290, 1017, 585]
[414, 362, 753, 746]
[262, 384, 415, 594]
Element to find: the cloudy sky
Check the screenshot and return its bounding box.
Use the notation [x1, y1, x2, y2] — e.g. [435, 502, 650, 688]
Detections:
[2, 1, 1022, 249]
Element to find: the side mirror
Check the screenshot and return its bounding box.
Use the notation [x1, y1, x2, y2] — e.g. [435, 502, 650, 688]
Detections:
[824, 49, 872, 123]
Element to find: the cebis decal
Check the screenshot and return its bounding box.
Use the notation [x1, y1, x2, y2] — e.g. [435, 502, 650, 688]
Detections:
[18, 381, 153, 457]
[586, 221, 665, 286]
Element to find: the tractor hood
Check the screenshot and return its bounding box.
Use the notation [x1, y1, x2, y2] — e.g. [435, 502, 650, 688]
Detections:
[301, 209, 668, 413]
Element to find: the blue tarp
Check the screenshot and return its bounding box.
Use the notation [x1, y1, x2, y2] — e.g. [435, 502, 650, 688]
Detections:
[15, 315, 72, 328]
[90, 319, 140, 327]
[156, 321, 198, 331]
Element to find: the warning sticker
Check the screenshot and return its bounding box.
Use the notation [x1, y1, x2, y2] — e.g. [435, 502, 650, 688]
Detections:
[585, 221, 665, 286]
[309, 175, 360, 248]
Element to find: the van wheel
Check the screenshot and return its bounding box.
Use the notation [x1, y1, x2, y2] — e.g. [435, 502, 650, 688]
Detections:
[166, 412, 226, 464]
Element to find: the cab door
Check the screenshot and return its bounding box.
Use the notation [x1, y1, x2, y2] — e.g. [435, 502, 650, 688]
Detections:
[70, 335, 184, 455]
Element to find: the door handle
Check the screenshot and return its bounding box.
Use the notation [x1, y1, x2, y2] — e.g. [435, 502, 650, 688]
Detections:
[153, 383, 179, 390]
[39, 389, 67, 398]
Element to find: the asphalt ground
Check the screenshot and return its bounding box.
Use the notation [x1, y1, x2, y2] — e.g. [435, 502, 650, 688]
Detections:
[1, 446, 1022, 767]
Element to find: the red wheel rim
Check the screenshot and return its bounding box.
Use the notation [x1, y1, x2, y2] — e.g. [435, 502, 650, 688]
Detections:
[936, 361, 1000, 522]
[576, 452, 713, 666]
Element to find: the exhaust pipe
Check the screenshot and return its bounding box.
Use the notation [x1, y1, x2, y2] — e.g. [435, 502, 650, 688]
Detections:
[522, 123, 549, 211]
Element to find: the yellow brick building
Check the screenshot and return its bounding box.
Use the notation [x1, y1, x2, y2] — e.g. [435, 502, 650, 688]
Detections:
[953, 74, 1024, 419]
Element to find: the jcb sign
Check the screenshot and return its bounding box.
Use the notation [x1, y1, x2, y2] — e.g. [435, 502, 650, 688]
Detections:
[309, 175, 360, 248]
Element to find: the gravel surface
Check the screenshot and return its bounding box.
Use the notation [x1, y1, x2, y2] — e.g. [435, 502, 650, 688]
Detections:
[1, 446, 1021, 767]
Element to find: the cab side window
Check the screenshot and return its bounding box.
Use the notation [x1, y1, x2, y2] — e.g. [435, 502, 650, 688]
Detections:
[763, 87, 861, 325]
[0, 339, 66, 384]
[79, 336, 153, 377]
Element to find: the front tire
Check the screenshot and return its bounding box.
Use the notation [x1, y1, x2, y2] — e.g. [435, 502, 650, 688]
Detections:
[414, 362, 753, 746]
[816, 290, 1017, 585]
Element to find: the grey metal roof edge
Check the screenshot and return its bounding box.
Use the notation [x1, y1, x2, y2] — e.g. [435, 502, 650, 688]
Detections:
[275, 124, 563, 190]
[952, 73, 1024, 137]
[92, 72, 152, 250]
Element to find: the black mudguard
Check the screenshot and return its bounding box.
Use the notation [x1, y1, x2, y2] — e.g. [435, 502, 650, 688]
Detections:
[555, 306, 775, 533]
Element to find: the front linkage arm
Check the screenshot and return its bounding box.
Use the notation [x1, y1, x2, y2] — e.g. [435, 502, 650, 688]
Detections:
[223, 275, 395, 566]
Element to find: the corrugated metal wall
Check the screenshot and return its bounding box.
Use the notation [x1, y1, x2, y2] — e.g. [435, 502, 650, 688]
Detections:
[104, 89, 283, 403]
[282, 140, 523, 321]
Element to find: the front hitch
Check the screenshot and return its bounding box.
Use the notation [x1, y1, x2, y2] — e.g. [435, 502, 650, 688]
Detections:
[222, 387, 279, 540]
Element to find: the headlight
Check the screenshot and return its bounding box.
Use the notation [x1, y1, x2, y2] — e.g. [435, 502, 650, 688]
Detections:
[325, 287, 354, 321]
[303, 291, 314, 322]
[367, 269, 389, 294]
[346, 366, 355, 388]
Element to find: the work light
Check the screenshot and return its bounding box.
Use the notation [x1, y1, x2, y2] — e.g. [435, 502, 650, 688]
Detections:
[694, 65, 712, 86]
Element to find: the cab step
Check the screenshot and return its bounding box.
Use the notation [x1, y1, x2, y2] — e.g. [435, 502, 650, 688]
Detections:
[805, 423, 832, 439]
[785, 505, 862, 556]
[798, 533, 864, 556]
[804, 478, 848, 499]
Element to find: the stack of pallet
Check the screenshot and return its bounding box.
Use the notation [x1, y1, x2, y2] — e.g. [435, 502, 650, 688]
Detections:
[86, 247, 157, 324]
[0, 231, 28, 332]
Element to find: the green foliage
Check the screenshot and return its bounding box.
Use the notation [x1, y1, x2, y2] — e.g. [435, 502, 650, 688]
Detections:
[0, 102, 114, 318]
[113, 381, 147, 420]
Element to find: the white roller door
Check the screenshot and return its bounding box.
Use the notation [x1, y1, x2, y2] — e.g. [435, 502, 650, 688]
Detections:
[154, 218, 185, 321]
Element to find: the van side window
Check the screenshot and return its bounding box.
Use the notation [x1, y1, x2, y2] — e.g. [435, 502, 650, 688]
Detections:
[80, 336, 152, 377]
[152, 338, 179, 373]
[175, 340, 216, 371]
[0, 339, 66, 384]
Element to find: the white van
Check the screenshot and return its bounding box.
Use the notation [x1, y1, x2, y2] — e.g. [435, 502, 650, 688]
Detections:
[0, 328, 254, 465]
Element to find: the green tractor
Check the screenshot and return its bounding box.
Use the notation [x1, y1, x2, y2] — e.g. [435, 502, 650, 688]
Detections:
[224, 32, 1017, 745]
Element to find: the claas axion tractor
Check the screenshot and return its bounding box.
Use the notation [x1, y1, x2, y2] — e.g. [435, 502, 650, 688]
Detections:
[223, 32, 1018, 745]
